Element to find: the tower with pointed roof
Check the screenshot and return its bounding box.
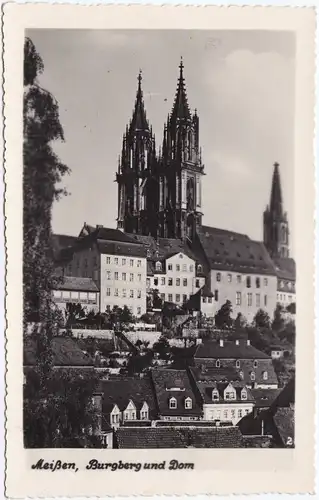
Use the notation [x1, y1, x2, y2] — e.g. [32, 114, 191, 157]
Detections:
[116, 72, 158, 236]
[158, 58, 204, 240]
[263, 162, 290, 258]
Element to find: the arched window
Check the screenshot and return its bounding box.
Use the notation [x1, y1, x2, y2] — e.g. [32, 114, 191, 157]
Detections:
[216, 359, 220, 368]
[263, 371, 268, 380]
[185, 397, 192, 409]
[241, 389, 247, 400]
[169, 397, 177, 409]
[236, 360, 240, 368]
[253, 360, 258, 368]
[198, 264, 202, 273]
[212, 389, 219, 401]
[155, 261, 162, 272]
[250, 372, 255, 381]
[239, 371, 244, 379]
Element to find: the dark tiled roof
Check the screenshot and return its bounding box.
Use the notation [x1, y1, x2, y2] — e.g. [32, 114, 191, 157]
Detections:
[130, 234, 197, 268]
[51, 234, 78, 253]
[271, 378, 295, 409]
[24, 337, 94, 367]
[56, 276, 99, 292]
[195, 340, 270, 360]
[197, 225, 276, 275]
[151, 368, 202, 416]
[273, 257, 296, 281]
[100, 376, 157, 416]
[96, 227, 141, 244]
[116, 425, 244, 448]
[191, 366, 241, 384]
[251, 388, 281, 408]
[200, 284, 214, 297]
[196, 381, 254, 404]
[96, 240, 146, 258]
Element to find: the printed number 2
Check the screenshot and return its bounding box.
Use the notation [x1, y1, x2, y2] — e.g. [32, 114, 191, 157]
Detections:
[287, 437, 293, 446]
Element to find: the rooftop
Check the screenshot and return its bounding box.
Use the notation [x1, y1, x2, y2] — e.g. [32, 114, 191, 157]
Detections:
[116, 425, 244, 448]
[55, 276, 99, 292]
[197, 225, 276, 275]
[195, 340, 271, 360]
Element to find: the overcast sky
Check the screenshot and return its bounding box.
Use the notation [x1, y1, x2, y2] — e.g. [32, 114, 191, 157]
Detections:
[28, 29, 296, 253]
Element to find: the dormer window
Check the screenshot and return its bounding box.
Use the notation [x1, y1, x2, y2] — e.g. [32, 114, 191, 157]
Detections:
[169, 397, 177, 409]
[236, 360, 240, 368]
[185, 397, 192, 409]
[198, 264, 202, 273]
[239, 370, 244, 379]
[155, 261, 162, 272]
[224, 389, 236, 400]
[212, 389, 219, 401]
[263, 371, 268, 380]
[216, 359, 220, 368]
[250, 372, 256, 381]
[253, 360, 258, 368]
[241, 389, 248, 400]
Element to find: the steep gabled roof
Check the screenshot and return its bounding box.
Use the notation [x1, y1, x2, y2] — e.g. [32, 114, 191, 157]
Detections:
[273, 257, 296, 281]
[100, 376, 157, 416]
[56, 276, 99, 292]
[197, 225, 276, 275]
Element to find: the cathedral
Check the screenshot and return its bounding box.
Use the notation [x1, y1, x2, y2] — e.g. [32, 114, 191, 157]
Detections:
[116, 58, 292, 265]
[116, 59, 204, 241]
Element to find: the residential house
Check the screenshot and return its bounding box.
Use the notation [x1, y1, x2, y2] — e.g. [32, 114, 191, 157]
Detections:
[151, 368, 202, 421]
[52, 276, 100, 314]
[194, 339, 278, 389]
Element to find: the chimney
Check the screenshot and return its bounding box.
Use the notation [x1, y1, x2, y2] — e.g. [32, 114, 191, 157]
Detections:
[219, 339, 224, 347]
[96, 224, 103, 229]
[236, 340, 240, 346]
[247, 339, 251, 346]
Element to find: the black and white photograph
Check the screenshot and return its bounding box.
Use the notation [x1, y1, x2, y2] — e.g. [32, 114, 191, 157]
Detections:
[22, 27, 297, 450]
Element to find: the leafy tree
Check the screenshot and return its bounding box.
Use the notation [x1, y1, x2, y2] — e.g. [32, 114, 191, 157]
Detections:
[214, 300, 233, 329]
[23, 38, 98, 448]
[286, 302, 296, 315]
[153, 336, 171, 360]
[234, 312, 246, 330]
[65, 302, 86, 327]
[253, 309, 271, 329]
[147, 288, 163, 311]
[272, 304, 285, 331]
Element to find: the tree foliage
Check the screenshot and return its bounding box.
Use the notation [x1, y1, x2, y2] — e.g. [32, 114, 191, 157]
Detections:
[23, 38, 98, 448]
[272, 304, 285, 332]
[214, 300, 233, 329]
[253, 309, 271, 329]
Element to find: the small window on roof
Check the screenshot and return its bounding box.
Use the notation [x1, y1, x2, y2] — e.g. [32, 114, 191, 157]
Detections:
[198, 264, 202, 272]
[185, 397, 192, 409]
[169, 397, 177, 409]
[155, 261, 162, 271]
[216, 359, 221, 368]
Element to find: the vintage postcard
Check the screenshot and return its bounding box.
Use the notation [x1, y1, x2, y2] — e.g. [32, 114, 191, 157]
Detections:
[4, 3, 316, 497]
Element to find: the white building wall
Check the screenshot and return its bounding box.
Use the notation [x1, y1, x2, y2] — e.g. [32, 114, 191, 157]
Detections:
[209, 270, 277, 323]
[276, 291, 296, 307]
[148, 253, 203, 305]
[201, 296, 215, 317]
[100, 253, 147, 317]
[203, 403, 253, 425]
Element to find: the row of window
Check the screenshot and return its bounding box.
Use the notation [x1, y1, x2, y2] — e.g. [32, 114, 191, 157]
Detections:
[235, 292, 268, 308]
[214, 359, 260, 369]
[169, 397, 192, 410]
[210, 408, 250, 420]
[277, 293, 294, 302]
[53, 290, 97, 302]
[106, 288, 142, 299]
[279, 280, 294, 290]
[106, 257, 143, 267]
[212, 388, 247, 401]
[105, 305, 142, 315]
[111, 410, 149, 424]
[160, 293, 189, 303]
[202, 297, 213, 304]
[106, 271, 143, 282]
[155, 262, 196, 273]
[153, 277, 190, 287]
[216, 273, 268, 288]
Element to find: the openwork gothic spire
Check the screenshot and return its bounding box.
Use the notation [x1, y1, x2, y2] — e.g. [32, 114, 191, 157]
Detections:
[170, 57, 191, 122]
[130, 70, 149, 133]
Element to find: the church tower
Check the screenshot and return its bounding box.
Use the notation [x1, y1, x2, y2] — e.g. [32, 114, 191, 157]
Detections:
[116, 72, 158, 236]
[158, 58, 204, 240]
[263, 162, 290, 258]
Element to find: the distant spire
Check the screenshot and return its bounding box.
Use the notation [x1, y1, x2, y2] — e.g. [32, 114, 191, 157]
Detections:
[269, 162, 283, 217]
[130, 70, 149, 133]
[171, 57, 191, 122]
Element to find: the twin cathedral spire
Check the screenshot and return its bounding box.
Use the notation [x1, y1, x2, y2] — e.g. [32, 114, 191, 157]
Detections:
[116, 59, 204, 240]
[116, 60, 290, 258]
